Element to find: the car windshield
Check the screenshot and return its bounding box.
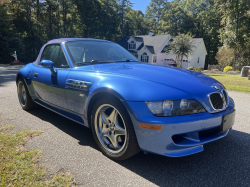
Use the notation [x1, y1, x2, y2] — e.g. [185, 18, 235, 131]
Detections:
[65, 40, 138, 66]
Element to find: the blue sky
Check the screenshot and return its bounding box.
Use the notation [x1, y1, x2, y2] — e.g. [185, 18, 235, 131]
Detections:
[131, 0, 172, 13]
[131, 0, 151, 13]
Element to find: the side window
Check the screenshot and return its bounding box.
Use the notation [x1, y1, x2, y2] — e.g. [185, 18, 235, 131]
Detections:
[49, 45, 60, 64]
[40, 44, 69, 68]
[56, 47, 69, 68]
[40, 44, 59, 64]
[40, 45, 51, 62]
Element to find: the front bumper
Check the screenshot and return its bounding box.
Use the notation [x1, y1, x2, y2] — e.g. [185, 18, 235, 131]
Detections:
[125, 99, 235, 157]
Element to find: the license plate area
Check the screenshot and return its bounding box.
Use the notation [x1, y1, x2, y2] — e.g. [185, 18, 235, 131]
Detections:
[221, 110, 236, 131]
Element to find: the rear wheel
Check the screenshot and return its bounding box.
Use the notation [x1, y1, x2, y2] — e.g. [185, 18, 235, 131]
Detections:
[17, 79, 37, 110]
[91, 97, 140, 160]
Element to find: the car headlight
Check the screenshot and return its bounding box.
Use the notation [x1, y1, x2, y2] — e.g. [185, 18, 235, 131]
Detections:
[145, 99, 206, 116]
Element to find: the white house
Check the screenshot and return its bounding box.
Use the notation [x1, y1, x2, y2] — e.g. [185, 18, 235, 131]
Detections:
[118, 32, 207, 69]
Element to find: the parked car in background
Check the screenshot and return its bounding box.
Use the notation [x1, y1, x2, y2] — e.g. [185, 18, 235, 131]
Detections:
[16, 38, 235, 160]
[168, 62, 177, 67]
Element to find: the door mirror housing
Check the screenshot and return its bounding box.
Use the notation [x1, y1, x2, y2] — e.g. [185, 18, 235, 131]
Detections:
[40, 60, 57, 74]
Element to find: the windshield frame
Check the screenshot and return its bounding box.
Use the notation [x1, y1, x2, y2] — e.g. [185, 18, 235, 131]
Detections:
[64, 40, 139, 67]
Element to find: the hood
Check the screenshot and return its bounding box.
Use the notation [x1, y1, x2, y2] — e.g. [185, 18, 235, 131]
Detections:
[76, 62, 223, 95]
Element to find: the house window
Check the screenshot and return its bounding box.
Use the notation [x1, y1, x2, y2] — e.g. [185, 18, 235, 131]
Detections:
[198, 57, 199, 63]
[129, 41, 136, 50]
[134, 54, 138, 58]
[153, 56, 157, 63]
[141, 52, 149, 63]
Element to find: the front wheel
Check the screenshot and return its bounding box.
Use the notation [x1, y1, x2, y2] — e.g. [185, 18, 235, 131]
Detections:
[91, 97, 140, 160]
[17, 79, 37, 110]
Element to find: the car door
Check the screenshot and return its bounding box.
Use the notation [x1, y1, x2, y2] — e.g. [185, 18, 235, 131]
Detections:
[31, 44, 70, 109]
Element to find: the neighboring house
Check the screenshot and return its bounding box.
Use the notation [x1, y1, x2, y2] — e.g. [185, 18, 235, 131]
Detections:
[118, 32, 207, 69]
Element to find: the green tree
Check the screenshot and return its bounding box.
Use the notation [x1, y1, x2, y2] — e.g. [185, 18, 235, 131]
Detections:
[215, 46, 234, 66]
[145, 0, 166, 33]
[124, 10, 148, 36]
[168, 34, 194, 68]
[160, 0, 194, 36]
[0, 1, 24, 63]
[218, 0, 250, 66]
[145, 0, 165, 23]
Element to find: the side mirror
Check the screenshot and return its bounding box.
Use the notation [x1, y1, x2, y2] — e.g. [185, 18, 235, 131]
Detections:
[40, 60, 57, 74]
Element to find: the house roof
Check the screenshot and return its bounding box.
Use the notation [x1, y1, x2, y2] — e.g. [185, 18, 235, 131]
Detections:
[118, 35, 205, 55]
[118, 34, 170, 54]
[133, 37, 144, 42]
[161, 38, 205, 54]
[190, 38, 204, 54]
[137, 43, 144, 51]
[145, 46, 155, 54]
[118, 36, 130, 50]
[128, 50, 137, 53]
[134, 34, 170, 54]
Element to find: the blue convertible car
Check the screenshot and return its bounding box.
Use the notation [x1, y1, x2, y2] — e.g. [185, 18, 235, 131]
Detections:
[16, 38, 235, 160]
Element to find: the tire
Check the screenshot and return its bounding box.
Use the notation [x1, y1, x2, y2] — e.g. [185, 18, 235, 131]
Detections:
[91, 96, 140, 160]
[17, 78, 37, 110]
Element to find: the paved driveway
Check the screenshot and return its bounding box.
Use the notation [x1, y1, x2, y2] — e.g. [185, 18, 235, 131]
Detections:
[1, 65, 250, 186]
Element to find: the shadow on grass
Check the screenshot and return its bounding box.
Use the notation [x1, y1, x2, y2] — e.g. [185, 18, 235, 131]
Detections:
[28, 106, 250, 186]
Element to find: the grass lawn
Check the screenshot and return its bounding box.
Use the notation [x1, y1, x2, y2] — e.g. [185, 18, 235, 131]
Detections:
[0, 125, 75, 187]
[205, 73, 250, 93]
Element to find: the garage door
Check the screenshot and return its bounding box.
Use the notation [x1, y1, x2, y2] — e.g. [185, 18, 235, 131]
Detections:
[182, 61, 188, 69]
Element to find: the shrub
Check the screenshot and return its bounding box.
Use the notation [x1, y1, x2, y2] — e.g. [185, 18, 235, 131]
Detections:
[215, 46, 234, 66]
[194, 67, 202, 72]
[223, 66, 234, 73]
[188, 66, 194, 70]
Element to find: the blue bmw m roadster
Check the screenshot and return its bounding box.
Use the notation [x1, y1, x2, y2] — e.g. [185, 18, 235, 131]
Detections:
[16, 38, 235, 160]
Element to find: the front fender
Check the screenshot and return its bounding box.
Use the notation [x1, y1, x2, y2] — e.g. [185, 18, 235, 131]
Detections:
[16, 63, 37, 97]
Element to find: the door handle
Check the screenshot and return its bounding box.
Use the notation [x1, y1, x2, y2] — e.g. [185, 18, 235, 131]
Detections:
[33, 73, 38, 77]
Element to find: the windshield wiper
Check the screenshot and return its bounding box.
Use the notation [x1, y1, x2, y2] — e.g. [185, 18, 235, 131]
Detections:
[75, 60, 112, 67]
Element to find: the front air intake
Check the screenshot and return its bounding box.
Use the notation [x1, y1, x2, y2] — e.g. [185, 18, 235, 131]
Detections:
[210, 93, 224, 110]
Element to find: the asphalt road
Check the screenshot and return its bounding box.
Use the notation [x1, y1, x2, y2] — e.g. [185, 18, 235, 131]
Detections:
[1, 65, 250, 186]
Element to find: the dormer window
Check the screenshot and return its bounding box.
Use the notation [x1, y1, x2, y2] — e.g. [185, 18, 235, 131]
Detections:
[129, 41, 136, 50]
[141, 52, 149, 63]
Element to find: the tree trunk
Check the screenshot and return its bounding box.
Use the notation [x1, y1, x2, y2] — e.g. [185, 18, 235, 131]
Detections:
[107, 0, 109, 14]
[62, 0, 66, 36]
[37, 0, 39, 21]
[48, 4, 52, 39]
[234, 0, 239, 67]
[179, 55, 183, 68]
[57, 4, 60, 37]
[121, 7, 124, 35]
[177, 55, 181, 67]
[233, 40, 237, 68]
